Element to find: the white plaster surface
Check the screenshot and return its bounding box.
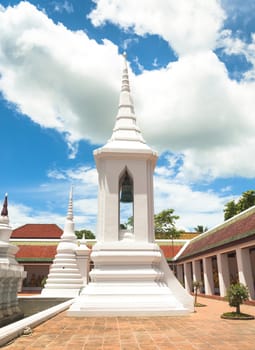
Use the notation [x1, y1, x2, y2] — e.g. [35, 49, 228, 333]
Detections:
[0, 195, 26, 326]
[68, 56, 194, 316]
[41, 188, 84, 297]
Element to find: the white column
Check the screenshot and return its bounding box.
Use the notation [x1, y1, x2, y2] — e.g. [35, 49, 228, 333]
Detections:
[236, 247, 254, 299]
[193, 260, 202, 292]
[193, 260, 201, 281]
[176, 264, 184, 285]
[76, 243, 91, 285]
[184, 262, 192, 293]
[217, 253, 230, 297]
[203, 257, 214, 295]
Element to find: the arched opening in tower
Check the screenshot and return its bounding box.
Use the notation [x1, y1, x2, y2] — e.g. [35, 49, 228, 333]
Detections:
[119, 168, 134, 240]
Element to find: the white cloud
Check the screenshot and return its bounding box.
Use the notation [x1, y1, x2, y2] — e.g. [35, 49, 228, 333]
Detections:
[1, 2, 255, 182]
[52, 1, 74, 14]
[134, 51, 255, 180]
[0, 2, 122, 157]
[9, 202, 65, 229]
[154, 164, 233, 231]
[89, 0, 225, 56]
[218, 30, 255, 81]
[8, 164, 99, 231]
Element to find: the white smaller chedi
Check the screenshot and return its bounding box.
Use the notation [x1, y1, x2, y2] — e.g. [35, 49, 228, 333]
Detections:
[0, 194, 26, 326]
[41, 187, 85, 297]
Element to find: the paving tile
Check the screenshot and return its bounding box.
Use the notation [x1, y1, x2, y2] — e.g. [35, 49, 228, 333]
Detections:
[2, 298, 255, 350]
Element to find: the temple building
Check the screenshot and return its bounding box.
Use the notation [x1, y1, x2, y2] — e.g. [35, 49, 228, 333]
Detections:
[174, 205, 255, 300]
[11, 224, 62, 291]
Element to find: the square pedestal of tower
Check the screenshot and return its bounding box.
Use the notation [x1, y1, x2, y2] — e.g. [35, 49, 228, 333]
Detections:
[67, 241, 194, 316]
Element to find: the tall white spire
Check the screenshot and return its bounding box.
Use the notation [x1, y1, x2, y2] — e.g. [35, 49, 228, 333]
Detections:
[109, 53, 145, 144]
[66, 185, 73, 221]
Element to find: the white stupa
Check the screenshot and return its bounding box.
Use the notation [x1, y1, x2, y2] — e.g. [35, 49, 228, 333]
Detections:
[0, 194, 26, 326]
[68, 54, 194, 316]
[41, 187, 84, 297]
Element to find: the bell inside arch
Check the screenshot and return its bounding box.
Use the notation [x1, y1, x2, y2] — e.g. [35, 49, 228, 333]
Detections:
[120, 172, 133, 203]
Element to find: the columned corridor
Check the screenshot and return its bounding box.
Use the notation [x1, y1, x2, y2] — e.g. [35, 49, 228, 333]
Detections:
[176, 243, 255, 300]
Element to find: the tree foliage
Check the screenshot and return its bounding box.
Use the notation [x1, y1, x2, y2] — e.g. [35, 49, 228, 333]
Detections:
[224, 190, 255, 221]
[154, 209, 182, 239]
[193, 225, 208, 234]
[125, 208, 183, 239]
[226, 283, 249, 314]
[75, 229, 95, 239]
[224, 200, 237, 221]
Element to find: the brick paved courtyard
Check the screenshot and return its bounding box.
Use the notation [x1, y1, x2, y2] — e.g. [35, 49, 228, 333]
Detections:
[3, 298, 255, 350]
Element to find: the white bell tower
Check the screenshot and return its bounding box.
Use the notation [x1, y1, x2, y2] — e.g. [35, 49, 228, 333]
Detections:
[68, 54, 194, 316]
[94, 54, 157, 243]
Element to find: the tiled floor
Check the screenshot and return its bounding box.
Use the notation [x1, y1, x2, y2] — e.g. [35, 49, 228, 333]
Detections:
[3, 298, 255, 350]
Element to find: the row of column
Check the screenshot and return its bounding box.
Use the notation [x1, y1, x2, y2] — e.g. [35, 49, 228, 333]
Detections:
[176, 245, 255, 300]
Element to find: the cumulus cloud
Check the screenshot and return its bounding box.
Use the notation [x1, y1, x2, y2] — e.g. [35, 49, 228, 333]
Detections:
[9, 202, 65, 229]
[0, 1, 122, 157]
[134, 51, 255, 180]
[52, 1, 74, 14]
[218, 29, 255, 81]
[89, 0, 225, 55]
[1, 1, 255, 183]
[8, 164, 99, 231]
[154, 162, 232, 230]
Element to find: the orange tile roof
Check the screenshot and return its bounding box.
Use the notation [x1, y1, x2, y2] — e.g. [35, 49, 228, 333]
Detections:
[160, 245, 183, 259]
[16, 245, 57, 261]
[14, 242, 182, 262]
[11, 224, 63, 239]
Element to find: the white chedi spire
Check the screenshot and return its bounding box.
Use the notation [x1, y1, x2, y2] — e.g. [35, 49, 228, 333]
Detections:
[61, 185, 75, 240]
[0, 193, 26, 320]
[41, 186, 84, 297]
[0, 193, 13, 244]
[66, 185, 73, 220]
[109, 53, 146, 144]
[0, 193, 9, 226]
[0, 193, 19, 260]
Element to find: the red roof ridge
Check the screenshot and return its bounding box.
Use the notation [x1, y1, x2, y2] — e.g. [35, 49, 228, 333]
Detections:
[11, 224, 63, 239]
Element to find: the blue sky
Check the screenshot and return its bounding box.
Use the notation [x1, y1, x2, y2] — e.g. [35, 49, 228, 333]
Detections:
[0, 0, 255, 232]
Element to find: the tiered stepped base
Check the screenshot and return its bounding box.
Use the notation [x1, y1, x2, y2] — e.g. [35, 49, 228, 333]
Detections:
[67, 242, 194, 316]
[41, 252, 84, 298]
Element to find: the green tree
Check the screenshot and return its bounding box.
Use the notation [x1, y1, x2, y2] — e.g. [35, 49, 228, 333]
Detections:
[224, 200, 237, 220]
[154, 209, 183, 269]
[226, 283, 249, 314]
[193, 225, 208, 234]
[224, 190, 255, 221]
[154, 209, 181, 239]
[126, 216, 134, 228]
[125, 209, 182, 239]
[75, 229, 95, 240]
[236, 190, 255, 213]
